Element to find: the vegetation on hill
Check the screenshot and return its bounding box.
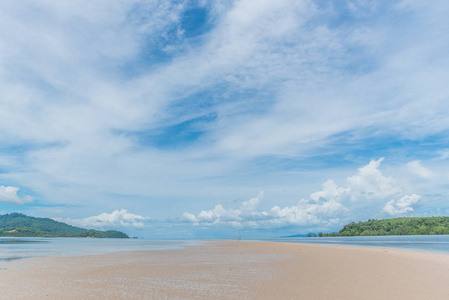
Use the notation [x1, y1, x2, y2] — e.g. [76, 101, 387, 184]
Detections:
[0, 213, 129, 238]
[319, 217, 449, 237]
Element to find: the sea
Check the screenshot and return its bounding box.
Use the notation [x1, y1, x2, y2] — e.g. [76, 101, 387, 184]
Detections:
[1, 235, 449, 262]
[262, 235, 449, 255]
[0, 238, 202, 262]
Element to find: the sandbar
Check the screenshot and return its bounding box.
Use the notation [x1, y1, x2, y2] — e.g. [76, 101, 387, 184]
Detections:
[1, 241, 449, 299]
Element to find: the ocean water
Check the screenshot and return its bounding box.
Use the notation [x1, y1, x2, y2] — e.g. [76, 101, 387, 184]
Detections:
[263, 235, 449, 254]
[2, 235, 449, 263]
[0, 238, 202, 262]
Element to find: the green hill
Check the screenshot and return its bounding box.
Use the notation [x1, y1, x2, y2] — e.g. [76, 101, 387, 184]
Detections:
[0, 213, 129, 238]
[321, 216, 449, 237]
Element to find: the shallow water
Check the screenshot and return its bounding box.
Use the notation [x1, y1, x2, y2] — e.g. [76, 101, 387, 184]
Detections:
[0, 238, 202, 261]
[2, 235, 449, 263]
[263, 235, 449, 254]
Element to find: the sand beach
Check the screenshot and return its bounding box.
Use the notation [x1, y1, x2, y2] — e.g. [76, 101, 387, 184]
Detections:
[1, 241, 449, 299]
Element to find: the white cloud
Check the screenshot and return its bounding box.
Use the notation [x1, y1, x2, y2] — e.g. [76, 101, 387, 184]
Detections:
[269, 199, 348, 227]
[384, 194, 421, 216]
[346, 158, 401, 201]
[182, 192, 348, 229]
[406, 160, 433, 178]
[181, 191, 266, 225]
[182, 158, 421, 230]
[241, 191, 263, 211]
[0, 1, 447, 235]
[310, 179, 349, 202]
[59, 209, 148, 229]
[181, 212, 198, 223]
[437, 149, 449, 160]
[0, 185, 33, 205]
[309, 158, 404, 205]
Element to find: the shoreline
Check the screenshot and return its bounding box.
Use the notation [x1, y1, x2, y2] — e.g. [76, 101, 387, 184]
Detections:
[1, 241, 449, 299]
[248, 239, 449, 256]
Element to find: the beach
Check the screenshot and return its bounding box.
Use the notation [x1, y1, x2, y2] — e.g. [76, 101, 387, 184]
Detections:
[1, 241, 449, 299]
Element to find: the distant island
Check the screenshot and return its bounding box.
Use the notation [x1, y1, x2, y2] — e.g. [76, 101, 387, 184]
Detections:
[0, 213, 129, 238]
[314, 217, 449, 237]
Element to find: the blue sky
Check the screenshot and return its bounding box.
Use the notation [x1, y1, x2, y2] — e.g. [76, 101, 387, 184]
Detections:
[0, 0, 449, 238]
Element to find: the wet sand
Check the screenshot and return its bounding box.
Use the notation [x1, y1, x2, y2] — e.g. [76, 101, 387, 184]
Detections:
[1, 241, 449, 299]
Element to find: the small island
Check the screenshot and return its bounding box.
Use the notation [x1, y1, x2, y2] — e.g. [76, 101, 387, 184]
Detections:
[317, 216, 449, 237]
[0, 213, 129, 238]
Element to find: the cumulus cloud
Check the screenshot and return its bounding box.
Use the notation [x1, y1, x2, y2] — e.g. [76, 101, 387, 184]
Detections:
[181, 191, 267, 225]
[0, 185, 33, 204]
[182, 158, 420, 229]
[406, 160, 433, 178]
[241, 191, 263, 211]
[384, 194, 421, 215]
[269, 199, 348, 227]
[309, 158, 405, 205]
[310, 179, 349, 202]
[346, 158, 401, 201]
[182, 191, 347, 229]
[181, 212, 198, 223]
[59, 209, 148, 228]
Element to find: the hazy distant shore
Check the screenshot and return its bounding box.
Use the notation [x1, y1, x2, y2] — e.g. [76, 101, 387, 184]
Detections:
[1, 241, 449, 299]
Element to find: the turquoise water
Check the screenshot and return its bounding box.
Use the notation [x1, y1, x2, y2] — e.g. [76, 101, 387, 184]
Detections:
[264, 235, 449, 254]
[0, 238, 202, 262]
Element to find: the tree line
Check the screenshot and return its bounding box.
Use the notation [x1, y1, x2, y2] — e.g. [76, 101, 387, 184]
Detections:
[0, 213, 129, 238]
[316, 216, 449, 237]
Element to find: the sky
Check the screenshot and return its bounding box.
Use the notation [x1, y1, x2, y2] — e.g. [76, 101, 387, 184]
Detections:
[0, 0, 449, 238]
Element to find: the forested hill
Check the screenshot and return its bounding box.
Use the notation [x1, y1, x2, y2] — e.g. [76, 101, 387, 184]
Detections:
[0, 213, 129, 238]
[322, 217, 449, 237]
